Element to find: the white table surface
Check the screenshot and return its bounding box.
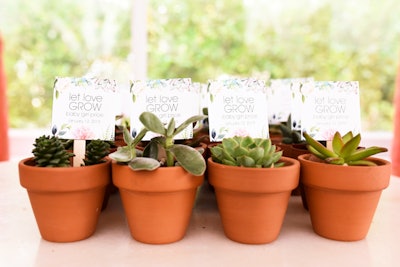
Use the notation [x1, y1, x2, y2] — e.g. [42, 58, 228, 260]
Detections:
[1, 160, 399, 267]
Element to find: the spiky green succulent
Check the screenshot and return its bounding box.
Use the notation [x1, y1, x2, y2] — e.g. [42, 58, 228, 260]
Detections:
[109, 111, 207, 176]
[303, 131, 388, 166]
[83, 140, 111, 166]
[32, 135, 75, 167]
[279, 115, 303, 144]
[210, 136, 284, 168]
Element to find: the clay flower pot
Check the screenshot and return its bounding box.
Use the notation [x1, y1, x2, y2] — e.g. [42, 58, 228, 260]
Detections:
[207, 157, 300, 244]
[298, 154, 391, 241]
[277, 143, 309, 197]
[112, 162, 204, 244]
[19, 158, 111, 242]
[277, 143, 308, 159]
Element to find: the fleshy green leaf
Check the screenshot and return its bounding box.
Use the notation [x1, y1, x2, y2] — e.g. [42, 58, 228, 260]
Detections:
[174, 115, 207, 137]
[348, 160, 377, 166]
[139, 112, 166, 135]
[109, 146, 134, 162]
[222, 159, 237, 166]
[270, 151, 282, 164]
[222, 138, 239, 156]
[307, 145, 327, 159]
[166, 118, 175, 137]
[342, 131, 354, 143]
[331, 132, 343, 155]
[303, 132, 337, 158]
[169, 144, 206, 176]
[222, 149, 236, 164]
[340, 133, 361, 158]
[143, 140, 159, 160]
[263, 139, 272, 156]
[325, 157, 345, 165]
[240, 136, 254, 148]
[249, 147, 264, 162]
[233, 146, 248, 158]
[128, 157, 160, 171]
[345, 146, 388, 162]
[210, 146, 224, 161]
[133, 128, 149, 146]
[123, 126, 133, 146]
[238, 155, 255, 167]
[273, 162, 285, 168]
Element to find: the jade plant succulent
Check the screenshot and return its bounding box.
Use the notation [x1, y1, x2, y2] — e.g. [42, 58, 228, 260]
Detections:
[109, 111, 207, 176]
[210, 136, 284, 168]
[303, 131, 388, 166]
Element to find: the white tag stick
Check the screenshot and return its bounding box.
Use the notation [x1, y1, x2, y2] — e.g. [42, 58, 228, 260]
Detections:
[326, 140, 333, 151]
[73, 140, 86, 167]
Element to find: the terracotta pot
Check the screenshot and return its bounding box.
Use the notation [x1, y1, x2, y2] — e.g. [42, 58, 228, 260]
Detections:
[19, 158, 110, 242]
[207, 157, 300, 244]
[298, 154, 391, 241]
[269, 132, 283, 145]
[112, 162, 204, 244]
[277, 143, 308, 159]
[277, 143, 309, 197]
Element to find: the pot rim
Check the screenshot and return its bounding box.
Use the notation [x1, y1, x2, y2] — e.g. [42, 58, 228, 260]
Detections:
[19, 157, 111, 192]
[298, 154, 391, 191]
[207, 157, 300, 193]
[207, 156, 299, 171]
[111, 161, 204, 192]
[297, 154, 391, 169]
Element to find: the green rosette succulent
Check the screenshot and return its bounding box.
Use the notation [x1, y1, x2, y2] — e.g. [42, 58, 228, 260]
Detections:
[210, 136, 284, 168]
[303, 131, 388, 166]
[32, 135, 75, 167]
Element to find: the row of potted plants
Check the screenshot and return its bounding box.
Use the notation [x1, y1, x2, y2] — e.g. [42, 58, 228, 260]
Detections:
[18, 112, 391, 244]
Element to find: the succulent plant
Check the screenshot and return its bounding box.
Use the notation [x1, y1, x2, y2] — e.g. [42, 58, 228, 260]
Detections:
[83, 140, 111, 166]
[108, 126, 148, 162]
[61, 139, 74, 151]
[210, 136, 284, 168]
[109, 111, 207, 176]
[279, 115, 303, 144]
[303, 131, 388, 166]
[32, 135, 75, 167]
[179, 107, 210, 147]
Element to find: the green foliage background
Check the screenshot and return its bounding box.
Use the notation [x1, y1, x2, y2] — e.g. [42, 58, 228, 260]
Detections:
[1, 0, 399, 130]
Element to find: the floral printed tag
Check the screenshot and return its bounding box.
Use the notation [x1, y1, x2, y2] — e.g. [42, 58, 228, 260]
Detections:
[267, 77, 313, 125]
[208, 78, 269, 142]
[130, 78, 201, 140]
[51, 77, 118, 141]
[300, 81, 361, 140]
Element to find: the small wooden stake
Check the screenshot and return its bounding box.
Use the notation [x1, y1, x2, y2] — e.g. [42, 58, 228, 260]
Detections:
[73, 139, 86, 167]
[326, 140, 333, 151]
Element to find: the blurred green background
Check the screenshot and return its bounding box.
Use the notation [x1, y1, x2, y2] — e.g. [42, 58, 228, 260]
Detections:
[1, 0, 399, 130]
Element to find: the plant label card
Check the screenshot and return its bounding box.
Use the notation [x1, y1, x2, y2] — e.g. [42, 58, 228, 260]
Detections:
[267, 79, 293, 124]
[51, 77, 118, 141]
[208, 78, 269, 142]
[193, 82, 208, 129]
[130, 78, 201, 140]
[289, 77, 315, 131]
[300, 81, 361, 140]
[267, 77, 314, 125]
